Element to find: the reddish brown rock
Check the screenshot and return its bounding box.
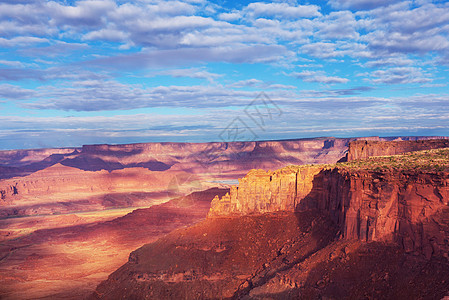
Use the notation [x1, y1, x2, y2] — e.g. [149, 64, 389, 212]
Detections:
[347, 138, 449, 161]
[209, 161, 449, 259]
[92, 211, 338, 300]
[91, 141, 449, 300]
[0, 188, 228, 299]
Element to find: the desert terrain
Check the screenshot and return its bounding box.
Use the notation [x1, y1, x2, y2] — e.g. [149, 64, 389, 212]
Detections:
[94, 139, 449, 299]
[1, 136, 448, 299]
[0, 137, 353, 299]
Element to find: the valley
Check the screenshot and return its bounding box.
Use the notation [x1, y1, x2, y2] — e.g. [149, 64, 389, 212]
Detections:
[1, 136, 448, 299]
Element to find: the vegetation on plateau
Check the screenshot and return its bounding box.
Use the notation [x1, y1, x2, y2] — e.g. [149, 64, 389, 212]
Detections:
[338, 148, 449, 172]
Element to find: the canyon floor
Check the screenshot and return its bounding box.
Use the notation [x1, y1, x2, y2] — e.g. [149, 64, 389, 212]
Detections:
[1, 137, 448, 299]
[93, 212, 449, 299]
[0, 137, 353, 299]
[0, 188, 228, 299]
[94, 142, 449, 299]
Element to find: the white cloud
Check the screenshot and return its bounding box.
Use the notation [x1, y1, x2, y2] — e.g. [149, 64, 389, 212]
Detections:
[0, 60, 25, 67]
[362, 2, 449, 55]
[87, 44, 293, 69]
[228, 79, 264, 88]
[0, 84, 35, 99]
[151, 67, 223, 83]
[328, 0, 400, 10]
[0, 36, 48, 47]
[316, 11, 359, 40]
[245, 2, 321, 19]
[368, 67, 432, 84]
[218, 11, 241, 21]
[83, 28, 129, 42]
[289, 70, 349, 84]
[300, 42, 343, 58]
[364, 56, 413, 68]
[0, 0, 448, 151]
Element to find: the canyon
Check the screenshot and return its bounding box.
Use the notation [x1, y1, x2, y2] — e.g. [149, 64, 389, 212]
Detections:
[1, 136, 448, 299]
[208, 148, 449, 259]
[1, 137, 356, 218]
[0, 137, 358, 299]
[346, 138, 449, 161]
[94, 140, 449, 299]
[0, 187, 228, 299]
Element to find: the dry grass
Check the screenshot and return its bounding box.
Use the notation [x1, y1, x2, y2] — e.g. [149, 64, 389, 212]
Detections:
[279, 148, 449, 174]
[337, 148, 449, 172]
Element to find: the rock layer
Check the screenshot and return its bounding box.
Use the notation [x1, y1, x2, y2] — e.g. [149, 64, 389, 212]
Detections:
[347, 138, 449, 161]
[209, 164, 449, 259]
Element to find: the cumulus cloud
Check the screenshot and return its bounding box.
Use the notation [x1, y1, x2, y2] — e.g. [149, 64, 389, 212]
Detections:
[22, 80, 261, 111]
[245, 2, 321, 18]
[0, 60, 25, 67]
[362, 2, 449, 55]
[301, 86, 374, 97]
[19, 41, 88, 57]
[289, 71, 349, 84]
[86, 45, 292, 69]
[0, 66, 108, 82]
[0, 84, 35, 99]
[0, 68, 45, 81]
[0, 37, 48, 47]
[228, 79, 264, 88]
[218, 11, 241, 21]
[227, 79, 296, 90]
[368, 67, 432, 84]
[364, 56, 413, 68]
[328, 0, 400, 10]
[0, 0, 449, 149]
[151, 67, 223, 83]
[316, 11, 359, 40]
[4, 92, 449, 150]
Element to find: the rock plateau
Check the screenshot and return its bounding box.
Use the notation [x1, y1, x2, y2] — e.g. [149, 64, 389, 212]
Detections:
[94, 140, 449, 299]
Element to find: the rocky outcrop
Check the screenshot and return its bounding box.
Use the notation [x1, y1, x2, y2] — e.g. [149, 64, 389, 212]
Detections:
[0, 164, 205, 217]
[209, 164, 449, 259]
[209, 166, 323, 216]
[92, 211, 339, 300]
[0, 147, 77, 167]
[0, 137, 351, 216]
[347, 138, 449, 161]
[2, 136, 444, 179]
[0, 137, 350, 179]
[0, 187, 228, 299]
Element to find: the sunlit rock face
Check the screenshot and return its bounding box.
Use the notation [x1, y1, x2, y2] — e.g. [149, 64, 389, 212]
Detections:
[2, 137, 448, 299]
[209, 151, 449, 259]
[346, 138, 449, 161]
[92, 139, 449, 300]
[0, 137, 356, 218]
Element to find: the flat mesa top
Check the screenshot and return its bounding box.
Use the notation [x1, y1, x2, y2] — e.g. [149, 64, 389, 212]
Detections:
[338, 148, 449, 173]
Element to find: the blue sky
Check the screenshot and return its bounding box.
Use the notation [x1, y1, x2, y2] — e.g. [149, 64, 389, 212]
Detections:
[0, 0, 449, 149]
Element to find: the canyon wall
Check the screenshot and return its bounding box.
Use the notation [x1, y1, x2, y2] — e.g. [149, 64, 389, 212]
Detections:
[0, 137, 352, 217]
[1, 136, 447, 218]
[1, 136, 444, 179]
[347, 138, 449, 161]
[209, 165, 449, 259]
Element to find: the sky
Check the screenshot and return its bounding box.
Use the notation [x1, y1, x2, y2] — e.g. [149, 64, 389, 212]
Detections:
[0, 0, 449, 150]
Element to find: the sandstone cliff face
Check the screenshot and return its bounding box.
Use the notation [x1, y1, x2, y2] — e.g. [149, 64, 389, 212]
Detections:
[2, 136, 442, 180]
[347, 139, 449, 161]
[209, 165, 449, 259]
[0, 147, 77, 167]
[209, 166, 323, 216]
[0, 163, 203, 217]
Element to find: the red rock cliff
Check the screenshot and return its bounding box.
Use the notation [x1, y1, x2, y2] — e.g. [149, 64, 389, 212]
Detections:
[347, 139, 449, 161]
[209, 160, 449, 259]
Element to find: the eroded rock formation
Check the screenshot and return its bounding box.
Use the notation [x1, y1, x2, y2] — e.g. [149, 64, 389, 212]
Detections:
[209, 157, 449, 259]
[92, 143, 449, 299]
[347, 138, 449, 161]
